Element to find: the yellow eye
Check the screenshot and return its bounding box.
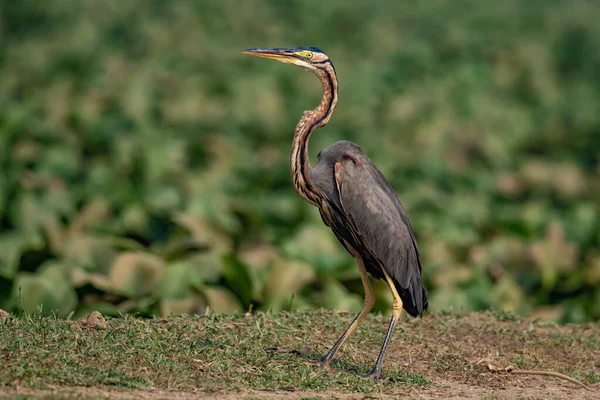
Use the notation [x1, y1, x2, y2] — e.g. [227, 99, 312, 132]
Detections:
[305, 52, 313, 59]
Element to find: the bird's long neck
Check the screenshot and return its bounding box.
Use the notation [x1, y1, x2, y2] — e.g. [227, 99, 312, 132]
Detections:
[290, 62, 338, 206]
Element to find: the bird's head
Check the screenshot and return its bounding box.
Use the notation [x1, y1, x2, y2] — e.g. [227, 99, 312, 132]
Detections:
[241, 47, 329, 72]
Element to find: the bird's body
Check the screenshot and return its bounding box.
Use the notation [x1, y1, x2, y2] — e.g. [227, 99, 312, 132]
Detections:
[312, 140, 428, 317]
[242, 46, 428, 379]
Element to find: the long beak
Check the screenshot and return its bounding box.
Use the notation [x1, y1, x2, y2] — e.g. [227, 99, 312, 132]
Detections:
[241, 48, 298, 65]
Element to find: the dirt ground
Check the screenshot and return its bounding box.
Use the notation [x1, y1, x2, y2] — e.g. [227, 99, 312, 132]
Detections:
[1, 310, 599, 399]
[4, 383, 599, 400]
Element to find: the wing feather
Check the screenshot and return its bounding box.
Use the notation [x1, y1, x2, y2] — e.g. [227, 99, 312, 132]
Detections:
[333, 157, 428, 316]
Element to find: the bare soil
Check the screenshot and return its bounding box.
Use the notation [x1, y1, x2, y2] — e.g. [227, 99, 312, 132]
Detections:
[4, 384, 599, 400]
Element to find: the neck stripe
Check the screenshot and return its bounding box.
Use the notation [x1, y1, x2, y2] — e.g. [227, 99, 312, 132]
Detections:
[292, 62, 338, 206]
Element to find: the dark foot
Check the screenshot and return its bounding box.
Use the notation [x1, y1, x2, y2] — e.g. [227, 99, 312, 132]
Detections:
[308, 359, 329, 369]
[365, 369, 384, 381]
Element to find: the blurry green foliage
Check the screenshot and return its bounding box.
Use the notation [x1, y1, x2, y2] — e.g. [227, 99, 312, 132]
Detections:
[0, 0, 599, 322]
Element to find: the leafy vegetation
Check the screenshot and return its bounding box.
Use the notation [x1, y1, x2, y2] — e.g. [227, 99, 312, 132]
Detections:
[0, 0, 599, 322]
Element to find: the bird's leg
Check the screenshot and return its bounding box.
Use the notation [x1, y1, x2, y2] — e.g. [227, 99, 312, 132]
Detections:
[367, 269, 403, 380]
[319, 255, 375, 368]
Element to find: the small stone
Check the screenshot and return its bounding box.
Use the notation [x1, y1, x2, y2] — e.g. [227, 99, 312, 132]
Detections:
[83, 311, 107, 330]
[70, 322, 83, 332]
[0, 309, 9, 323]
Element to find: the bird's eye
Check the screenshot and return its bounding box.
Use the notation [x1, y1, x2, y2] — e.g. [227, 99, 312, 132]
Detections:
[305, 52, 313, 59]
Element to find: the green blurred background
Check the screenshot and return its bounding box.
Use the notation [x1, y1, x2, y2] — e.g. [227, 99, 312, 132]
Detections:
[1, 0, 599, 322]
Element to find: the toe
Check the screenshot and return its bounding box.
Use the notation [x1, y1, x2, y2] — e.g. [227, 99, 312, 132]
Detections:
[309, 359, 328, 369]
[366, 369, 384, 381]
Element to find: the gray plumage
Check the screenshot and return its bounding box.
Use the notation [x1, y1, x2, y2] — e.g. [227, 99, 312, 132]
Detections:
[312, 140, 428, 317]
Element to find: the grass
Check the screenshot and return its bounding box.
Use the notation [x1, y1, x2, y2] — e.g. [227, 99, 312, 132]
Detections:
[0, 310, 424, 393]
[0, 309, 599, 398]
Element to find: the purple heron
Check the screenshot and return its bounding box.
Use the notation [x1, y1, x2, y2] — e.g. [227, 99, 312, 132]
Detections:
[242, 47, 428, 380]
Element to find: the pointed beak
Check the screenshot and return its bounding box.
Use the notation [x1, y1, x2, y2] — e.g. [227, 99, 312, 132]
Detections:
[241, 48, 298, 65]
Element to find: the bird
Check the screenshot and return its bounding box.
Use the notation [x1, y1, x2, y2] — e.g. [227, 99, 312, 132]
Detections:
[242, 47, 428, 380]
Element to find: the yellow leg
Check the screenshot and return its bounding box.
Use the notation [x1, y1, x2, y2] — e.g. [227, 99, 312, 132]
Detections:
[368, 268, 404, 379]
[321, 252, 375, 366]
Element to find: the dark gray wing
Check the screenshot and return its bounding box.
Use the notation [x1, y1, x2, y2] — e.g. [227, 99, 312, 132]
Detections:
[334, 156, 428, 317]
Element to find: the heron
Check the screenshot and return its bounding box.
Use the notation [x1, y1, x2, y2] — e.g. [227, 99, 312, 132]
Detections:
[242, 47, 428, 380]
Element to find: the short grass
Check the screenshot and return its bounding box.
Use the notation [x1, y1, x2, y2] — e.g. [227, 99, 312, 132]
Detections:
[0, 310, 599, 398]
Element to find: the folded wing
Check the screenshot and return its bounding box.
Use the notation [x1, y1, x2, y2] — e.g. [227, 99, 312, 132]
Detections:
[333, 156, 428, 317]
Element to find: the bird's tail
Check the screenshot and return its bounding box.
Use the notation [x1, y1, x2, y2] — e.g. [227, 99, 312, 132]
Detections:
[398, 280, 428, 318]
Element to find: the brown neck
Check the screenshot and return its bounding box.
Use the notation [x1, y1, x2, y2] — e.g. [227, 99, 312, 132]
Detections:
[290, 62, 338, 206]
